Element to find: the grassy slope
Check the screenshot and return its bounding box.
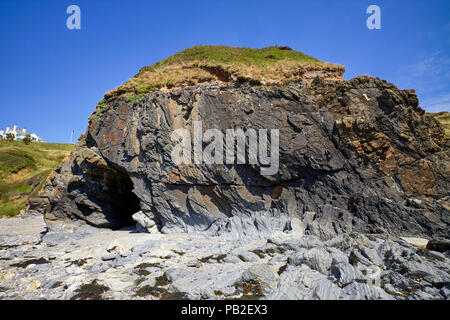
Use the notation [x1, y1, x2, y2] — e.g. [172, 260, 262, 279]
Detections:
[0, 140, 73, 217]
[154, 45, 320, 68]
[94, 45, 344, 115]
[425, 112, 450, 139]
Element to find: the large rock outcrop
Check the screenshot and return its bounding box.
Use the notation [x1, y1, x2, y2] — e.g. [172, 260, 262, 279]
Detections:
[30, 47, 449, 240]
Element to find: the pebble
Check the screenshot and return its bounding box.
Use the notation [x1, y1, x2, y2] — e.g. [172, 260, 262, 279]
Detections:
[101, 254, 118, 261]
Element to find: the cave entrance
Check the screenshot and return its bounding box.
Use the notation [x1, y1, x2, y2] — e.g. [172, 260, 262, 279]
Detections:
[103, 170, 142, 229]
[79, 164, 142, 229]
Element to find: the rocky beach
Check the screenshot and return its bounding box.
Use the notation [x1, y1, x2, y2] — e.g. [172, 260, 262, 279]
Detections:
[0, 211, 449, 300]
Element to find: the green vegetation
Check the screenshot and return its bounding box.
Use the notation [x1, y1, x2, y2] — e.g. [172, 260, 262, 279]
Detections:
[98, 45, 344, 107]
[149, 45, 319, 70]
[126, 93, 146, 106]
[22, 134, 32, 145]
[10, 257, 49, 268]
[95, 98, 106, 115]
[90, 46, 344, 119]
[0, 140, 73, 217]
[5, 133, 14, 142]
[426, 112, 450, 138]
[71, 280, 110, 300]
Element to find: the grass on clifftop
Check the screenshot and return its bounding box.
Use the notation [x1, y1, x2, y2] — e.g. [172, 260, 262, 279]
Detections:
[426, 112, 450, 138]
[0, 140, 74, 217]
[94, 45, 344, 114]
[150, 45, 320, 69]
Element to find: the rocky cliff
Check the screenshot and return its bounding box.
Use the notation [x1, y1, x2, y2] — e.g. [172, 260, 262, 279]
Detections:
[30, 46, 449, 241]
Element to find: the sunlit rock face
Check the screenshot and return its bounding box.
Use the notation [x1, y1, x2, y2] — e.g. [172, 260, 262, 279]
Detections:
[30, 75, 449, 240]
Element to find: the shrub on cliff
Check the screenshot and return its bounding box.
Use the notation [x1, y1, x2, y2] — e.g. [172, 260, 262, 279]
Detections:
[22, 134, 32, 145]
[5, 133, 14, 142]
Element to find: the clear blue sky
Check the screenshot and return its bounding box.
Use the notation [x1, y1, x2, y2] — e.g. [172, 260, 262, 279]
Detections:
[0, 0, 449, 143]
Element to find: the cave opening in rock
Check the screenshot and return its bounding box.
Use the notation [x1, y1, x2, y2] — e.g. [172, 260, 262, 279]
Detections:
[69, 163, 142, 229]
[104, 170, 142, 229]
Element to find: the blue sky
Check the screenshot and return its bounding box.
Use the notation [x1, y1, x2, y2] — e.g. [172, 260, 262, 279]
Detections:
[0, 0, 449, 143]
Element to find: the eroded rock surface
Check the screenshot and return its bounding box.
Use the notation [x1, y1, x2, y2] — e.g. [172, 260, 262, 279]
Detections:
[30, 76, 449, 241]
[0, 214, 448, 300]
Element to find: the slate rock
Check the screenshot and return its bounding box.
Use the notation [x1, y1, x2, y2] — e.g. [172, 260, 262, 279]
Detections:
[33, 76, 449, 241]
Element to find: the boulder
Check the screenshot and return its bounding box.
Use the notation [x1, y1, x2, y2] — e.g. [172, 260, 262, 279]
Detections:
[132, 211, 159, 234]
[426, 239, 450, 253]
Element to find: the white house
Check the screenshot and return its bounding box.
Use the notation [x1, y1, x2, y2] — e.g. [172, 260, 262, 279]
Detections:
[0, 125, 44, 142]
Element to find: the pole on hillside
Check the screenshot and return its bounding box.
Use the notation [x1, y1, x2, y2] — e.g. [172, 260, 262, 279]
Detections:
[70, 129, 74, 144]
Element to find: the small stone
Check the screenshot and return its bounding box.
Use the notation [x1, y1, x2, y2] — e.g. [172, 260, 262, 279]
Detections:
[237, 251, 260, 262]
[360, 247, 383, 266]
[132, 211, 158, 233]
[330, 263, 365, 286]
[1, 270, 15, 281]
[26, 280, 42, 291]
[288, 247, 332, 273]
[298, 235, 324, 249]
[222, 255, 242, 264]
[242, 264, 276, 293]
[400, 237, 429, 249]
[406, 198, 423, 208]
[19, 277, 32, 283]
[101, 254, 118, 261]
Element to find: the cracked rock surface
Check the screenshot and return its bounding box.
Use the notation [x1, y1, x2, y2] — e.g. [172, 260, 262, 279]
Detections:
[0, 213, 448, 300]
[30, 76, 449, 240]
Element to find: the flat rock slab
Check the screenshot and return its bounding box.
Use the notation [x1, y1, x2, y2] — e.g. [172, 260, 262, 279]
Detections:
[0, 216, 449, 300]
[0, 214, 46, 245]
[401, 237, 429, 249]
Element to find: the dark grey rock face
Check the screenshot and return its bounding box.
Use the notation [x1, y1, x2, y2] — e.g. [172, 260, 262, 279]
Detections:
[31, 77, 449, 240]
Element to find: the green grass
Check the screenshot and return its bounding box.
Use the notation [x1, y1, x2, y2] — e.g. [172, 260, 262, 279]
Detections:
[95, 98, 106, 115]
[0, 140, 74, 217]
[126, 93, 146, 105]
[143, 45, 320, 72]
[93, 45, 344, 112]
[425, 112, 450, 139]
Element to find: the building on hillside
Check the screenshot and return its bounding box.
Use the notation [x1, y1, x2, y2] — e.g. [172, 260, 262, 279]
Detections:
[0, 125, 44, 142]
